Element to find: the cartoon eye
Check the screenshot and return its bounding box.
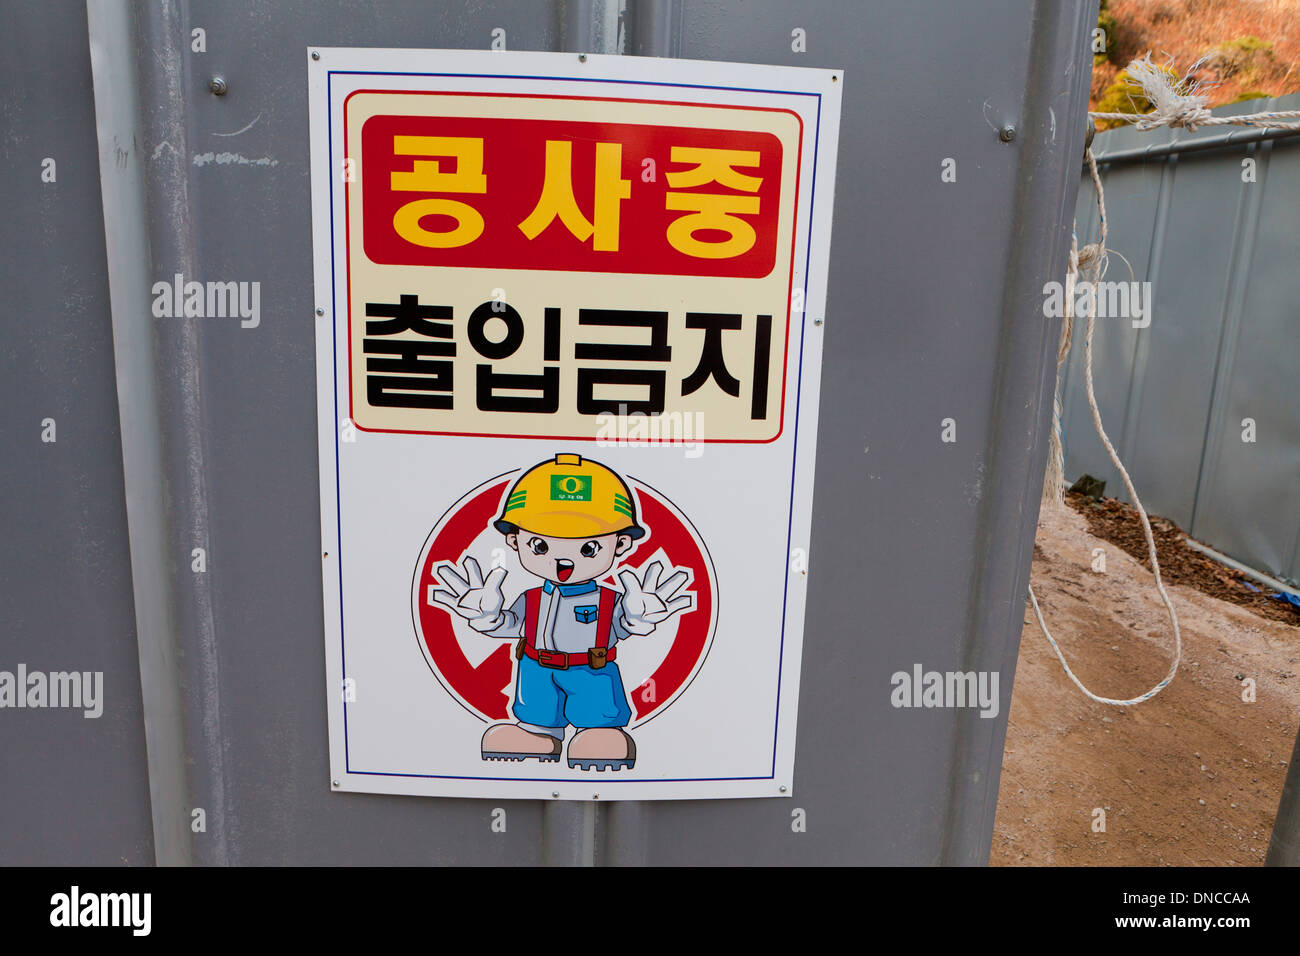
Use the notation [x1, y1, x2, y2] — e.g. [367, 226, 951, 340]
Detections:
[580, 540, 601, 558]
[528, 537, 549, 555]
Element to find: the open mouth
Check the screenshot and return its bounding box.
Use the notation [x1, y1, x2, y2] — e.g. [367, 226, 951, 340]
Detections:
[556, 559, 574, 582]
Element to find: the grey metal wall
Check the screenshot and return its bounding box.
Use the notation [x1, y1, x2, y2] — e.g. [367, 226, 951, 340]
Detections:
[0, 1, 155, 865]
[1, 0, 1096, 865]
[1062, 93, 1300, 585]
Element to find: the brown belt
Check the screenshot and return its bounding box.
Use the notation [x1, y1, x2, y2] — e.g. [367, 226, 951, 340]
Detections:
[518, 641, 615, 670]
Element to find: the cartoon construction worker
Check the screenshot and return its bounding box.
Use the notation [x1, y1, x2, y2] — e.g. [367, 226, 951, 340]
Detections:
[432, 454, 693, 771]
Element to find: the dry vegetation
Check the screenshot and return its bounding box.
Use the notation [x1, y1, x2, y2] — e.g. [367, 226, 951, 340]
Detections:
[1093, 0, 1300, 115]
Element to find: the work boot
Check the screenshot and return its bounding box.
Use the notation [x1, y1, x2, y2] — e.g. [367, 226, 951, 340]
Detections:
[481, 723, 562, 762]
[567, 728, 636, 771]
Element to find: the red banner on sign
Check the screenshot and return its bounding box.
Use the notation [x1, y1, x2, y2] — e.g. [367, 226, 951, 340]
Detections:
[354, 97, 790, 278]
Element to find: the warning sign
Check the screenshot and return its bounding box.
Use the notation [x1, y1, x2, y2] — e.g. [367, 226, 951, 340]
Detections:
[310, 48, 841, 800]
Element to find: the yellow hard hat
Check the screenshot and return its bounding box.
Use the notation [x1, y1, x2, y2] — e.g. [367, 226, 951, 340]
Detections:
[494, 453, 644, 540]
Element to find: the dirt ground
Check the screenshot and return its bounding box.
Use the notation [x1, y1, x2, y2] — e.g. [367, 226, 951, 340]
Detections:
[991, 499, 1300, 866]
[1070, 491, 1300, 627]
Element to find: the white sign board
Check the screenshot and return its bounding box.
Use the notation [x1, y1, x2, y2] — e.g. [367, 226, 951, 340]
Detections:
[309, 48, 841, 800]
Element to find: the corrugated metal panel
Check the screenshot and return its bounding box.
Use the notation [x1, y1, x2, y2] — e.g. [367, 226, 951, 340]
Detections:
[1, 0, 1097, 865]
[1062, 92, 1300, 583]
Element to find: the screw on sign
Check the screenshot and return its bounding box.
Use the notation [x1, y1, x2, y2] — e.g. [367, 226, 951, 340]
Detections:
[415, 454, 716, 771]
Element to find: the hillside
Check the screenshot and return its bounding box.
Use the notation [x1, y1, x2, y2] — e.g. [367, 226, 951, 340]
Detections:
[1093, 0, 1300, 113]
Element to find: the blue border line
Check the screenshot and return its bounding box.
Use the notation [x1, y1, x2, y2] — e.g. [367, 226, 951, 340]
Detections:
[348, 770, 773, 783]
[335, 69, 819, 99]
[327, 72, 352, 774]
[770, 92, 822, 777]
[328, 69, 823, 786]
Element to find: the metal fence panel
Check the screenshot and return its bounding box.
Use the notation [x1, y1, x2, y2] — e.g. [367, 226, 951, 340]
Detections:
[2, 0, 1096, 865]
[1060, 142, 1163, 517]
[1194, 123, 1300, 581]
[1064, 93, 1300, 583]
[102, 0, 566, 867]
[605, 0, 1095, 866]
[1123, 152, 1246, 531]
[0, 1, 155, 865]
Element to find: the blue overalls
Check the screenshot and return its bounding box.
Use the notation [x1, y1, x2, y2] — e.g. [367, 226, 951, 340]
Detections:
[508, 581, 633, 735]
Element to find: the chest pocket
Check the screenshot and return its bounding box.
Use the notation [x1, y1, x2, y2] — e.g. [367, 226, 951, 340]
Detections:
[574, 605, 598, 624]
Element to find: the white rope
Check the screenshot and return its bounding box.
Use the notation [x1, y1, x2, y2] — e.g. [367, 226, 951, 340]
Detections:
[1028, 148, 1183, 707]
[1041, 231, 1076, 507]
[1089, 54, 1300, 131]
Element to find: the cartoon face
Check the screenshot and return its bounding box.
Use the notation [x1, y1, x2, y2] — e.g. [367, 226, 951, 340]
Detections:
[506, 529, 634, 584]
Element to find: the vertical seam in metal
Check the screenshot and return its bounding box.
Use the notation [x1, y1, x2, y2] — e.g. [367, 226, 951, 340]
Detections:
[939, 0, 1098, 865]
[138, 0, 232, 867]
[85, 0, 193, 866]
[1118, 154, 1176, 472]
[1188, 140, 1269, 536]
[548, 0, 616, 866]
[599, 0, 674, 866]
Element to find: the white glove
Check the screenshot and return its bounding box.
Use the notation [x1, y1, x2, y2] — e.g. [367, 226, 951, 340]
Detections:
[617, 561, 693, 636]
[431, 557, 508, 632]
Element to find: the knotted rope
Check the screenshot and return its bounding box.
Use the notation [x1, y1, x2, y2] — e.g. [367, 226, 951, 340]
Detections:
[1090, 53, 1300, 131]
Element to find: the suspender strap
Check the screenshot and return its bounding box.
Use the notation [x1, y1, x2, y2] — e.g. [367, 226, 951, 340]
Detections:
[524, 587, 541, 650]
[521, 585, 617, 667]
[595, 586, 617, 650]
